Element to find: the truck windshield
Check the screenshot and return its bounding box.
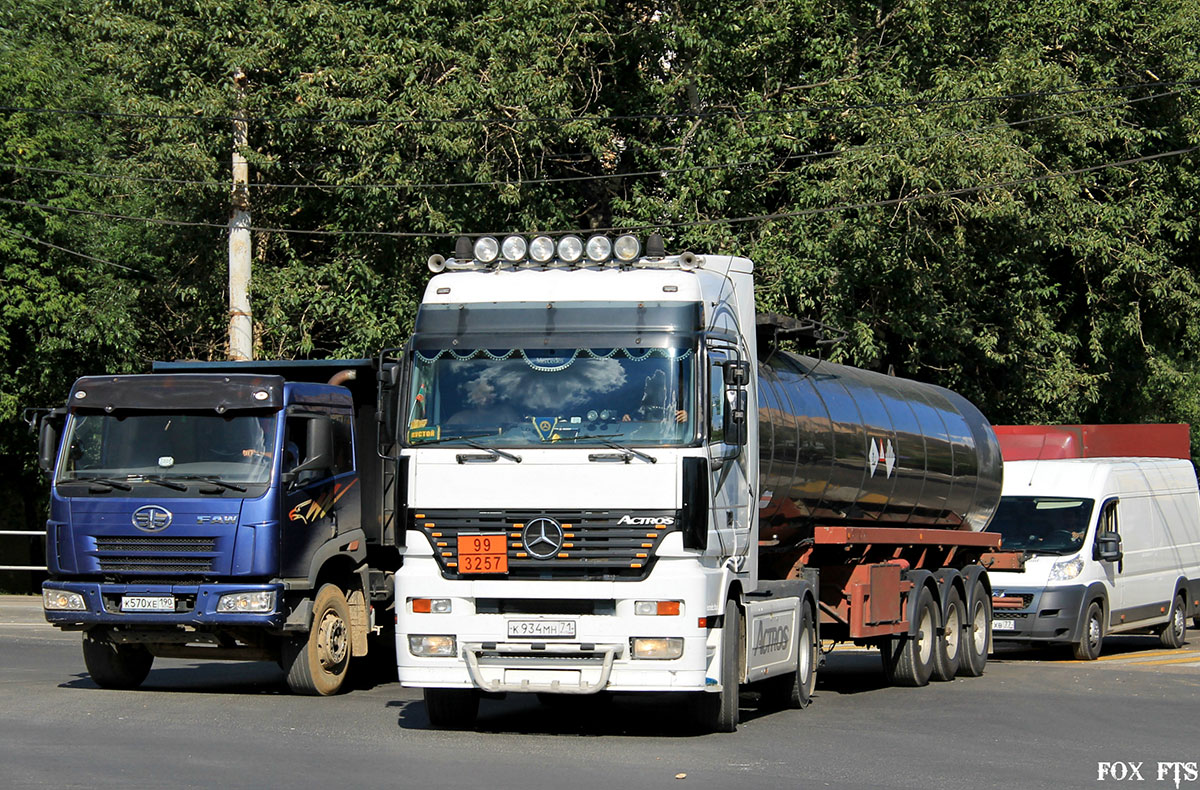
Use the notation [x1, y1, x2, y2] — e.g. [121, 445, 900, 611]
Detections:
[56, 412, 279, 486]
[405, 346, 695, 447]
[989, 496, 1095, 554]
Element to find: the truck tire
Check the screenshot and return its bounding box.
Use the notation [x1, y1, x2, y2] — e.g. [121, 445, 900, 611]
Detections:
[695, 599, 741, 732]
[932, 585, 965, 682]
[960, 578, 991, 677]
[283, 584, 352, 695]
[881, 585, 937, 687]
[424, 688, 480, 729]
[761, 603, 816, 709]
[82, 630, 153, 690]
[1072, 600, 1105, 660]
[1158, 594, 1187, 649]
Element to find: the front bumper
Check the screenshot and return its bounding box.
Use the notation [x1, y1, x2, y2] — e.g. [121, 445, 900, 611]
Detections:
[991, 585, 1087, 643]
[42, 581, 286, 629]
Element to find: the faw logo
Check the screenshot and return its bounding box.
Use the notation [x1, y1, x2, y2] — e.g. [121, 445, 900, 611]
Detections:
[289, 479, 358, 525]
[617, 515, 676, 526]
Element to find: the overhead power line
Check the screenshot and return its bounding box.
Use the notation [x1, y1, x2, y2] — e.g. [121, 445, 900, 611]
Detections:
[1, 78, 1196, 128]
[2, 145, 1195, 239]
[0, 225, 147, 275]
[2, 88, 1189, 193]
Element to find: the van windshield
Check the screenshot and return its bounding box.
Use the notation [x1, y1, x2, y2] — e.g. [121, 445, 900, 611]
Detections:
[989, 496, 1095, 554]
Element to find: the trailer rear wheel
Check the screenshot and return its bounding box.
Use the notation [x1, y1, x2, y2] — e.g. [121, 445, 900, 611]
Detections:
[424, 688, 480, 729]
[960, 579, 991, 676]
[82, 630, 153, 690]
[695, 599, 741, 732]
[1158, 594, 1186, 649]
[283, 584, 352, 695]
[1072, 600, 1104, 661]
[932, 586, 964, 682]
[881, 585, 937, 687]
[761, 602, 817, 709]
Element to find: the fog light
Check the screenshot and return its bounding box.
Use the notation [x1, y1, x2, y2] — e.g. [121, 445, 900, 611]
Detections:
[410, 598, 452, 614]
[613, 234, 641, 262]
[474, 236, 500, 264]
[216, 591, 276, 613]
[585, 234, 612, 262]
[557, 235, 583, 263]
[43, 589, 86, 611]
[409, 635, 457, 657]
[631, 637, 684, 660]
[529, 235, 555, 263]
[501, 235, 527, 262]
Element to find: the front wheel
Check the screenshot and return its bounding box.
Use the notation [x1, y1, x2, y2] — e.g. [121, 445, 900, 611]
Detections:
[283, 584, 353, 695]
[82, 630, 153, 690]
[761, 603, 817, 709]
[694, 599, 741, 732]
[1159, 595, 1187, 649]
[1072, 600, 1105, 660]
[425, 688, 480, 729]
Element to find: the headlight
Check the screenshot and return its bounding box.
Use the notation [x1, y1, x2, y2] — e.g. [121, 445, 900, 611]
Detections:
[409, 635, 457, 657]
[631, 637, 684, 660]
[43, 589, 86, 611]
[1049, 556, 1085, 581]
[216, 591, 276, 613]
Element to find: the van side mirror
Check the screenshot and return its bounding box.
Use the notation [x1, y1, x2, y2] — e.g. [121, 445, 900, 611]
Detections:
[722, 360, 751, 387]
[1095, 531, 1123, 563]
[723, 389, 748, 447]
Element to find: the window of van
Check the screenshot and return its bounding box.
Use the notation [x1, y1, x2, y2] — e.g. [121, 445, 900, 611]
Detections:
[990, 496, 1095, 554]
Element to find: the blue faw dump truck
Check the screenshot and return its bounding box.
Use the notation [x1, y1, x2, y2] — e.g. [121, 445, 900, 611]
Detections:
[35, 358, 405, 694]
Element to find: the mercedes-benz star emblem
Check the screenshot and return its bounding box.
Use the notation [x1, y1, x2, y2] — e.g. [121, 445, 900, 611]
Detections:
[132, 505, 173, 533]
[521, 517, 564, 560]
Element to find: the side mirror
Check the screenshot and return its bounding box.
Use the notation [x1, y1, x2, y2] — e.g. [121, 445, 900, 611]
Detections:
[38, 416, 60, 474]
[722, 360, 751, 387]
[281, 416, 334, 487]
[377, 362, 402, 445]
[723, 389, 748, 447]
[1095, 531, 1123, 563]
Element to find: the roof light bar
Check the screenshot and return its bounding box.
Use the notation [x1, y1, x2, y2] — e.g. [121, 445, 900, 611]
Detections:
[437, 232, 688, 270]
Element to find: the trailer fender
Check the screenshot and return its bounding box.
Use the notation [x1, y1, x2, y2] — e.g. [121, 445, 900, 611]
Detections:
[900, 569, 938, 637]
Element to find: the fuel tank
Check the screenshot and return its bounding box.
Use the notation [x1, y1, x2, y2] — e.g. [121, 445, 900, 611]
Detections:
[756, 350, 1002, 543]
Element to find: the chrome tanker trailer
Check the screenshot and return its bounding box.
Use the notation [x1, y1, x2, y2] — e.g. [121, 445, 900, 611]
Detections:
[394, 236, 1006, 732]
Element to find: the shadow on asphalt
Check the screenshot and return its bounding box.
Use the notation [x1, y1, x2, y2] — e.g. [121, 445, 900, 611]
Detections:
[990, 634, 1194, 663]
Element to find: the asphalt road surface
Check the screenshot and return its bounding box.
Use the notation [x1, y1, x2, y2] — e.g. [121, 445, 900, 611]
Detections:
[2, 595, 1198, 790]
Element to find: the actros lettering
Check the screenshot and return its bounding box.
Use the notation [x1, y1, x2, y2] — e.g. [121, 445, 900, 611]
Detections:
[752, 620, 790, 656]
[617, 515, 676, 526]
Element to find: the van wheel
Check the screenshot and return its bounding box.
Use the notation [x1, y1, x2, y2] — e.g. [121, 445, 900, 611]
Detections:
[1073, 601, 1105, 660]
[932, 585, 965, 682]
[283, 584, 352, 695]
[82, 630, 153, 690]
[960, 578, 991, 677]
[1159, 595, 1187, 649]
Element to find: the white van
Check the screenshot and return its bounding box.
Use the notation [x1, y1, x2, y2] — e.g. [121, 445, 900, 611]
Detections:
[988, 458, 1200, 659]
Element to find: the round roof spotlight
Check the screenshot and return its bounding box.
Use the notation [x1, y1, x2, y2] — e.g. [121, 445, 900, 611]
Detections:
[528, 235, 555, 264]
[586, 235, 612, 263]
[501, 235, 527, 263]
[474, 236, 500, 264]
[557, 235, 584, 264]
[613, 234, 641, 263]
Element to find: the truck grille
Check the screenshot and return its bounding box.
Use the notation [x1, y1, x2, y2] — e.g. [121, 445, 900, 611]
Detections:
[94, 536, 218, 575]
[414, 510, 677, 581]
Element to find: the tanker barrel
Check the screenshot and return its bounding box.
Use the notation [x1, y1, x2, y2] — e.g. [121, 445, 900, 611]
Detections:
[755, 349, 1002, 544]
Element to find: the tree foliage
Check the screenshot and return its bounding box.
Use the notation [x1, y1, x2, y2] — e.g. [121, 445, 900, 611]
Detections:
[2, 0, 1200, 577]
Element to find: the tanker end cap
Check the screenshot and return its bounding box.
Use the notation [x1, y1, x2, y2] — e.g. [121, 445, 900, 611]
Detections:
[427, 254, 447, 273]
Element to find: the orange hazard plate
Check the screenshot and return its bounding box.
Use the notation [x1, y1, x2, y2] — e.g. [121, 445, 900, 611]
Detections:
[457, 534, 509, 574]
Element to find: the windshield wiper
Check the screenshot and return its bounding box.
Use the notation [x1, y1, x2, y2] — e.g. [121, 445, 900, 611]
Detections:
[139, 475, 189, 491]
[168, 475, 248, 493]
[560, 434, 657, 464]
[75, 476, 133, 492]
[457, 441, 522, 464]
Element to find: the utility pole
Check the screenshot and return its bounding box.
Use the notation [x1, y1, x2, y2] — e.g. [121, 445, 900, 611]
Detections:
[228, 69, 253, 361]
